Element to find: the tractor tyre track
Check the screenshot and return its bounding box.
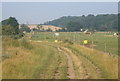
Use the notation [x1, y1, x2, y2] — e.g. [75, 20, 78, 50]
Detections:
[60, 47, 89, 79]
[57, 47, 75, 79]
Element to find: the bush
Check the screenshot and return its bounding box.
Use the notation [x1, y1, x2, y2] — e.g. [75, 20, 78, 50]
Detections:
[64, 39, 74, 45]
[46, 37, 49, 39]
[12, 32, 25, 39]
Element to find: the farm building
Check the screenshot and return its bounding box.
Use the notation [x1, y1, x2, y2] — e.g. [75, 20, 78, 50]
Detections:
[41, 25, 62, 31]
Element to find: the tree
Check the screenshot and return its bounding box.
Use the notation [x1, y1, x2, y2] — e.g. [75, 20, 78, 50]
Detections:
[46, 28, 52, 32]
[37, 24, 43, 30]
[2, 25, 15, 35]
[20, 24, 31, 32]
[2, 17, 19, 35]
[66, 21, 82, 32]
[56, 28, 67, 32]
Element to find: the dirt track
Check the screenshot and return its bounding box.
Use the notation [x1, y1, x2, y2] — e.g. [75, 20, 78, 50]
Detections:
[57, 47, 75, 79]
[57, 46, 103, 79]
[29, 40, 107, 79]
[60, 47, 90, 79]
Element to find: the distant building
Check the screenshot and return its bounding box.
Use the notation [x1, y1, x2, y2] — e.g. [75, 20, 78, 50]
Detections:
[19, 24, 37, 30]
[19, 24, 62, 32]
[28, 25, 38, 30]
[41, 25, 62, 31]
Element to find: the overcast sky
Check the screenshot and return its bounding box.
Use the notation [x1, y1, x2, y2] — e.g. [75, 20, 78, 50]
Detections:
[2, 2, 118, 24]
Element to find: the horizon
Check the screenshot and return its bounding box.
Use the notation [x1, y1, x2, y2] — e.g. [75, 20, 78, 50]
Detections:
[2, 2, 118, 24]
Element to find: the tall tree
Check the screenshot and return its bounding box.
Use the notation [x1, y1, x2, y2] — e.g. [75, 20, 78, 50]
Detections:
[37, 24, 43, 30]
[2, 17, 19, 35]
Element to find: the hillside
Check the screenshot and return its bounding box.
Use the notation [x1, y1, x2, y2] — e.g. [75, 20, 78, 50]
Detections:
[44, 14, 118, 31]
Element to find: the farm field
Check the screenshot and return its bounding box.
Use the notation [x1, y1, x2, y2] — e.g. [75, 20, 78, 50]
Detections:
[2, 32, 118, 79]
[30, 32, 118, 55]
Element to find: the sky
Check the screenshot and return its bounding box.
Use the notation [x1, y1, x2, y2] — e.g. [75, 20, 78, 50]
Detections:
[2, 2, 118, 24]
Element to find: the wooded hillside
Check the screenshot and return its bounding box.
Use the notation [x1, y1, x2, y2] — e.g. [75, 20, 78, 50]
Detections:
[44, 14, 118, 31]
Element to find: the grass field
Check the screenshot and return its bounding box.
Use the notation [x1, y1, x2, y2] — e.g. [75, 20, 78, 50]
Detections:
[2, 32, 119, 79]
[30, 32, 118, 55]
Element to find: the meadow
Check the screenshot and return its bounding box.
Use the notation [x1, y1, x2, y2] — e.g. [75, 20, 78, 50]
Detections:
[2, 37, 68, 79]
[30, 32, 118, 55]
[2, 32, 119, 79]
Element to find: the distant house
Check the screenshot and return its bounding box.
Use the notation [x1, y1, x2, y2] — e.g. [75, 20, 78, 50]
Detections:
[28, 25, 38, 30]
[19, 24, 62, 32]
[41, 25, 62, 31]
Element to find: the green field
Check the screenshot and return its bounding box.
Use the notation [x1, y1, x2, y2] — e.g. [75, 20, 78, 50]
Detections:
[2, 32, 118, 79]
[30, 32, 118, 55]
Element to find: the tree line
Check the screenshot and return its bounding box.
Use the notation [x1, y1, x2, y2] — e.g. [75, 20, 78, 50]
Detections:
[1, 14, 119, 37]
[44, 14, 118, 32]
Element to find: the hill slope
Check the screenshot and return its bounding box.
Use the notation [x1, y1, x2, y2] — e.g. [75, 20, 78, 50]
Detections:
[44, 14, 117, 31]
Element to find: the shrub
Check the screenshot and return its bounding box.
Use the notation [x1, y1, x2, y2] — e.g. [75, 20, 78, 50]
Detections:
[46, 37, 49, 39]
[64, 39, 74, 45]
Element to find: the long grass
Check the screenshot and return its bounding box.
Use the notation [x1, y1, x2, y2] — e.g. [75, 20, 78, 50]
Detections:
[2, 32, 118, 79]
[2, 39, 68, 79]
[65, 44, 118, 79]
